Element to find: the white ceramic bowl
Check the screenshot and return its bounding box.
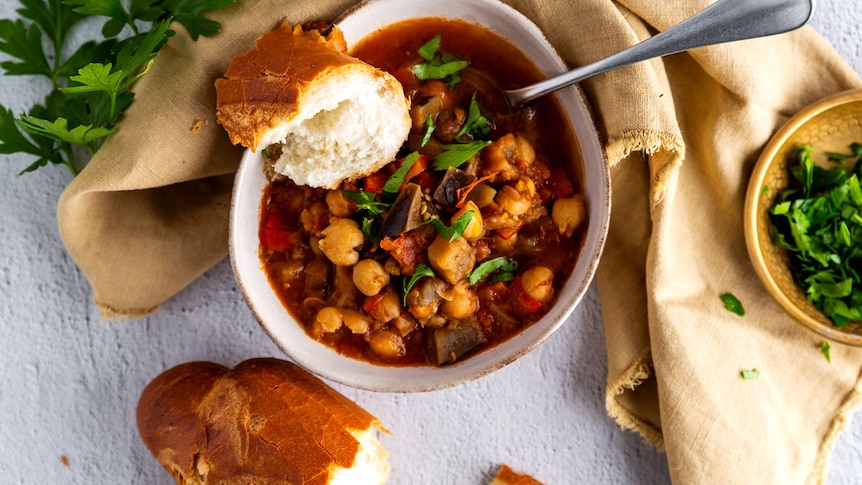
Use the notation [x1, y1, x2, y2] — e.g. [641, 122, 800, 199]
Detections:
[230, 0, 610, 392]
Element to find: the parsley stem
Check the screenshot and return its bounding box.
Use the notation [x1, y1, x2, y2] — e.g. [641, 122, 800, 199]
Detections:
[61, 145, 79, 176]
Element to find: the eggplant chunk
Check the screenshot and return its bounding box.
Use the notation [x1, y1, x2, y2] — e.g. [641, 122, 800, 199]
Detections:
[433, 318, 484, 365]
[379, 183, 424, 239]
[433, 166, 476, 207]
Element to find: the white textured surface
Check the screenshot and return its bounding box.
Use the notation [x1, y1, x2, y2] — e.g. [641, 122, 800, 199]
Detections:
[0, 1, 859, 484]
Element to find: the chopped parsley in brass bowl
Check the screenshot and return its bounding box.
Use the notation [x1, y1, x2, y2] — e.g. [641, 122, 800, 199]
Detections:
[745, 89, 862, 346]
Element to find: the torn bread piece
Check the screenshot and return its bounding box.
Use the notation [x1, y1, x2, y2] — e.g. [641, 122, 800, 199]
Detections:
[489, 464, 544, 485]
[137, 358, 389, 484]
[215, 22, 411, 189]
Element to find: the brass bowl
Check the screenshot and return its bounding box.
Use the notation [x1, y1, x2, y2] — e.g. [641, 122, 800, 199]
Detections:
[745, 89, 862, 346]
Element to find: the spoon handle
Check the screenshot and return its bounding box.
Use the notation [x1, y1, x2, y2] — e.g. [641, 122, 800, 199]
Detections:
[504, 0, 815, 108]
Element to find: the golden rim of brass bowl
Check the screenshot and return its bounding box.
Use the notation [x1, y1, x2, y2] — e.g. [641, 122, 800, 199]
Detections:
[745, 88, 862, 346]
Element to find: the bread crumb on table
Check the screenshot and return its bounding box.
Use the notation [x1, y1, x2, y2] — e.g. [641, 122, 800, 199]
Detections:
[60, 455, 69, 467]
[191, 120, 203, 133]
[489, 464, 543, 484]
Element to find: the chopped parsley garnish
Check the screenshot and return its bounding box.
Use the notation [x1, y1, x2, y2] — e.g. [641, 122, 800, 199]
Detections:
[720, 293, 745, 316]
[421, 114, 435, 147]
[455, 92, 491, 141]
[740, 369, 760, 380]
[342, 190, 389, 216]
[432, 140, 491, 170]
[424, 210, 474, 242]
[768, 143, 862, 326]
[468, 257, 517, 285]
[383, 151, 420, 195]
[412, 33, 468, 87]
[820, 340, 831, 363]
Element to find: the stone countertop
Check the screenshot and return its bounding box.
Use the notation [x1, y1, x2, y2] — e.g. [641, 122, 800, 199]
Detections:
[0, 1, 860, 484]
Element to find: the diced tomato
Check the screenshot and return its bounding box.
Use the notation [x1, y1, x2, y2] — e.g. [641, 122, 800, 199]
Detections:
[260, 214, 296, 251]
[404, 154, 428, 185]
[411, 171, 436, 192]
[362, 292, 386, 316]
[364, 170, 389, 194]
[511, 276, 542, 316]
[550, 169, 575, 198]
[380, 234, 419, 270]
[495, 220, 524, 241]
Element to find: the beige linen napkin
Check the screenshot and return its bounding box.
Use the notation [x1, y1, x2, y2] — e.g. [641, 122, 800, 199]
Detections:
[57, 0, 862, 483]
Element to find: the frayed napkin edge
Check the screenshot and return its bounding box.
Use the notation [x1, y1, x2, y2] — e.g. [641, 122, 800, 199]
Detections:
[605, 349, 664, 451]
[96, 301, 160, 321]
[606, 129, 685, 211]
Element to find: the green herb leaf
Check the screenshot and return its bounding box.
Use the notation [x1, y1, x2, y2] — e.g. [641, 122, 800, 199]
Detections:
[720, 292, 745, 316]
[421, 114, 435, 147]
[769, 143, 862, 327]
[820, 340, 831, 363]
[161, 0, 236, 40]
[432, 140, 491, 170]
[424, 210, 474, 242]
[402, 264, 435, 305]
[0, 19, 51, 77]
[17, 115, 116, 149]
[455, 92, 490, 141]
[740, 369, 760, 380]
[342, 190, 390, 216]
[383, 151, 420, 195]
[417, 33, 440, 61]
[468, 257, 517, 285]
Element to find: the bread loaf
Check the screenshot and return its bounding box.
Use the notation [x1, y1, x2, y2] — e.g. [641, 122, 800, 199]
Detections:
[215, 22, 411, 189]
[137, 358, 390, 484]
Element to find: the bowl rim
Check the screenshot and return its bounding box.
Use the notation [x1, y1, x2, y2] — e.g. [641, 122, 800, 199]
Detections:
[229, 0, 612, 391]
[744, 88, 862, 346]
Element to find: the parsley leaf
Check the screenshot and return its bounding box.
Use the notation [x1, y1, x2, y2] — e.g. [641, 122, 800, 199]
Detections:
[421, 114, 435, 147]
[720, 293, 745, 316]
[468, 257, 517, 285]
[342, 190, 390, 216]
[424, 210, 474, 242]
[412, 33, 468, 87]
[740, 369, 760, 380]
[820, 340, 831, 363]
[432, 140, 491, 171]
[455, 92, 490, 141]
[383, 151, 420, 195]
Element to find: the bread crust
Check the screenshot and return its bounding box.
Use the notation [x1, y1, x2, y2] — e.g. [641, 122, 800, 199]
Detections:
[137, 358, 385, 484]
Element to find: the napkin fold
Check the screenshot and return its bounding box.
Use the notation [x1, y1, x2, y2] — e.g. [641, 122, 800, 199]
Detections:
[57, 0, 862, 483]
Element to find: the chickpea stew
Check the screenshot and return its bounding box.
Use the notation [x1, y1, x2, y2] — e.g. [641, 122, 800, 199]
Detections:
[258, 18, 587, 366]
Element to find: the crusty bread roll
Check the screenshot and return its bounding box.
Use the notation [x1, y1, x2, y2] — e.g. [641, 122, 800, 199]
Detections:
[215, 22, 411, 189]
[137, 358, 390, 484]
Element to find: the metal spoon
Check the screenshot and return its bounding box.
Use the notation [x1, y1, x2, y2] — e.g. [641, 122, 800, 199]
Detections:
[503, 0, 815, 109]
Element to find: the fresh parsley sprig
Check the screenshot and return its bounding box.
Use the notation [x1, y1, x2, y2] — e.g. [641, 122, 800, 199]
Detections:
[424, 210, 474, 242]
[432, 140, 491, 171]
[468, 256, 517, 285]
[0, 0, 235, 176]
[402, 264, 435, 305]
[412, 33, 468, 88]
[455, 92, 491, 141]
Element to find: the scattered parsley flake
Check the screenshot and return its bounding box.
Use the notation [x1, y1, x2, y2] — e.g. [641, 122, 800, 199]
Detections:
[740, 369, 760, 380]
[820, 340, 832, 363]
[720, 292, 745, 316]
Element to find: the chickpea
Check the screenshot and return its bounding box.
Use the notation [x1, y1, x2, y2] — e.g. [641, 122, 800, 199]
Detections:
[452, 201, 484, 241]
[300, 201, 328, 235]
[368, 329, 406, 359]
[318, 217, 365, 266]
[427, 235, 476, 285]
[352, 259, 390, 296]
[521, 265, 555, 303]
[493, 232, 517, 253]
[441, 283, 479, 319]
[552, 194, 586, 237]
[315, 307, 343, 333]
[466, 182, 496, 208]
[483, 133, 536, 181]
[325, 190, 355, 217]
[495, 185, 531, 216]
[513, 133, 536, 166]
[341, 308, 371, 334]
[365, 287, 402, 323]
